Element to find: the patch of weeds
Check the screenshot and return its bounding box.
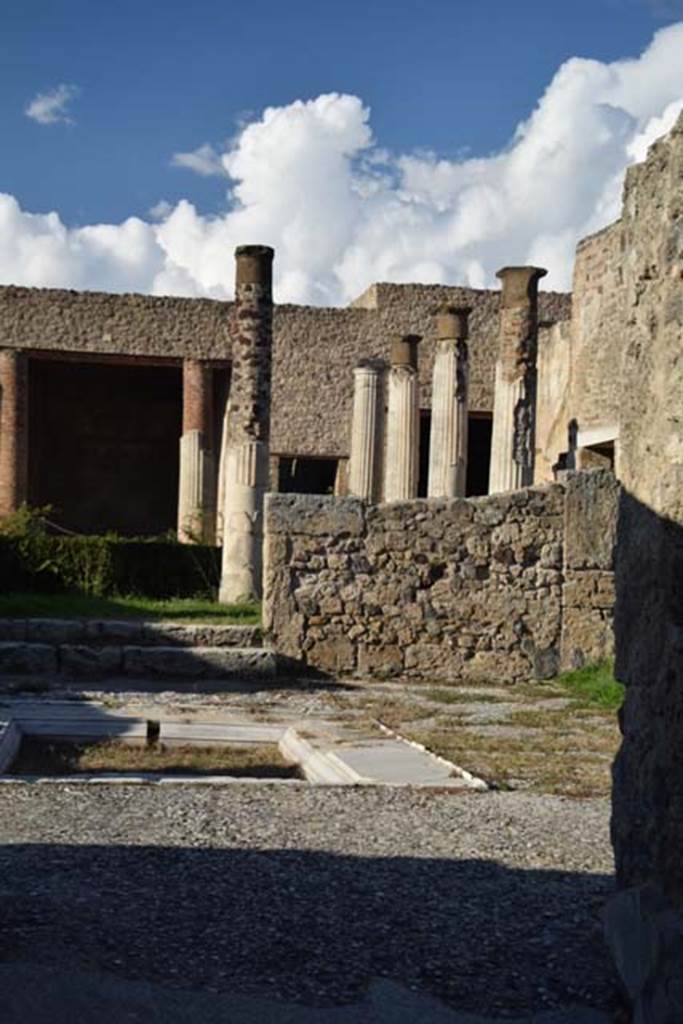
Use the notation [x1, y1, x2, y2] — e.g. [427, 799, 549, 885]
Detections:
[554, 661, 624, 710]
[11, 739, 298, 778]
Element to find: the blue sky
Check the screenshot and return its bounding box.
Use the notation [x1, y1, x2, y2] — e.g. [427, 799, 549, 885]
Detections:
[1, 0, 682, 302]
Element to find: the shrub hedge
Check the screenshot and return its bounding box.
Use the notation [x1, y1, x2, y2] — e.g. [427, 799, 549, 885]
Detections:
[0, 508, 220, 599]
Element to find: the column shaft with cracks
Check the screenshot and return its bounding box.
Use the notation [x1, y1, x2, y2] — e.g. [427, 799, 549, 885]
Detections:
[488, 266, 546, 494]
[384, 335, 420, 502]
[348, 359, 386, 502]
[219, 245, 274, 603]
[428, 306, 471, 498]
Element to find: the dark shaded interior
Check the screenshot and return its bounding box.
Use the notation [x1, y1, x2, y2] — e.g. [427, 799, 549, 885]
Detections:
[466, 413, 492, 496]
[28, 359, 182, 536]
[277, 455, 338, 495]
[418, 410, 431, 497]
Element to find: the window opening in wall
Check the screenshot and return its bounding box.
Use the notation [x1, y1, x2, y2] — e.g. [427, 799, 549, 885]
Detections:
[418, 410, 431, 498]
[278, 456, 339, 495]
[466, 412, 492, 496]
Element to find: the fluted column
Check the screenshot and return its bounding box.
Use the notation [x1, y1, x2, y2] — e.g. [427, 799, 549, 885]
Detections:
[219, 245, 274, 603]
[0, 349, 28, 518]
[488, 266, 546, 494]
[178, 358, 215, 543]
[384, 334, 420, 502]
[428, 306, 471, 498]
[348, 359, 386, 502]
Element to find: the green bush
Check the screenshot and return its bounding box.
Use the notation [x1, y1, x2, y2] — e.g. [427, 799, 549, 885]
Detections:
[0, 507, 221, 599]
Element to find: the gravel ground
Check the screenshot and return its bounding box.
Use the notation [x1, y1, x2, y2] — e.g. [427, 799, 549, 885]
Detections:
[0, 785, 619, 1019]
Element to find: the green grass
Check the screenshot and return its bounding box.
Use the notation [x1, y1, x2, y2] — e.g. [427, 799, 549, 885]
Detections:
[11, 739, 297, 778]
[554, 660, 624, 710]
[0, 591, 260, 625]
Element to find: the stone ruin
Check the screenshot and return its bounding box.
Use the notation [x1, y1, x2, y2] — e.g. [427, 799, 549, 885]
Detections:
[0, 111, 681, 1017]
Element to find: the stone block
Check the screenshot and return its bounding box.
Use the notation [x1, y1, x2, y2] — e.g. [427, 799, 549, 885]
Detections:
[305, 637, 355, 674]
[357, 644, 403, 678]
[122, 645, 276, 679]
[84, 619, 144, 644]
[25, 618, 86, 645]
[59, 645, 123, 679]
[0, 619, 26, 642]
[564, 469, 619, 570]
[0, 642, 57, 675]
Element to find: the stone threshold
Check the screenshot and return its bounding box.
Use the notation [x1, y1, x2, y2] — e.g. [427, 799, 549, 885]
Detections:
[0, 701, 488, 790]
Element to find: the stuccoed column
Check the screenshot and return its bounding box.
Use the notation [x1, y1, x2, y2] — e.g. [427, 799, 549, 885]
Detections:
[348, 359, 386, 502]
[178, 358, 215, 543]
[384, 334, 420, 502]
[488, 266, 546, 493]
[219, 245, 274, 603]
[427, 305, 471, 498]
[0, 349, 28, 518]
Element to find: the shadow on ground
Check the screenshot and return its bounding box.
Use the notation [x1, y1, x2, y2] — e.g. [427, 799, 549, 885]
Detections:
[0, 842, 618, 1021]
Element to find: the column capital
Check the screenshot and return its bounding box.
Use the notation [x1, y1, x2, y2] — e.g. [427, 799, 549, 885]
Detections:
[235, 245, 275, 287]
[354, 358, 386, 376]
[436, 305, 472, 341]
[390, 334, 421, 369]
[496, 266, 547, 307]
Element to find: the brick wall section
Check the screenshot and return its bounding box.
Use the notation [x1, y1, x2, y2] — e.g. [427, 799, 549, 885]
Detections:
[264, 472, 618, 684]
[560, 470, 619, 670]
[182, 359, 213, 437]
[0, 349, 28, 516]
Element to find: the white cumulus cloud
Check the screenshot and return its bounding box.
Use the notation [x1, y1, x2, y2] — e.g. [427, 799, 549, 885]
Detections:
[4, 24, 683, 303]
[171, 143, 226, 177]
[25, 84, 79, 125]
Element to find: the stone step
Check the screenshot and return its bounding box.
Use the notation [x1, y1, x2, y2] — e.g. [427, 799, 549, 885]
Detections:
[0, 641, 275, 681]
[0, 618, 262, 649]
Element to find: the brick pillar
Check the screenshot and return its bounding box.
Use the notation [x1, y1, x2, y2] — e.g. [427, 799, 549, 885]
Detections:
[178, 358, 215, 543]
[428, 305, 471, 498]
[0, 349, 28, 518]
[384, 334, 420, 502]
[219, 245, 274, 603]
[488, 266, 546, 494]
[348, 359, 386, 502]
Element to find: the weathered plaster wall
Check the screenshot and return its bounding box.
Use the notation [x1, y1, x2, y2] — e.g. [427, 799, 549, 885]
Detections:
[0, 287, 232, 360]
[264, 470, 617, 684]
[0, 282, 570, 464]
[534, 222, 627, 477]
[603, 113, 683, 1018]
[561, 470, 619, 671]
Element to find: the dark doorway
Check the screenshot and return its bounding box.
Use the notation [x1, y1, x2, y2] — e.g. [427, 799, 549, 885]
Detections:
[278, 456, 338, 495]
[418, 410, 431, 497]
[29, 359, 182, 536]
[466, 413, 492, 496]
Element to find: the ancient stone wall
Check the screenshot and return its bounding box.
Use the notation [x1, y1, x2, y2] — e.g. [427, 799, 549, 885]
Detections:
[264, 470, 617, 684]
[603, 113, 683, 1017]
[0, 282, 570, 465]
[272, 286, 570, 458]
[560, 470, 619, 671]
[0, 286, 232, 360]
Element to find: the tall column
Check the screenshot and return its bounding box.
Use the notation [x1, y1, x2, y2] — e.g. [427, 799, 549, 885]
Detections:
[219, 245, 274, 603]
[427, 305, 471, 498]
[178, 358, 215, 543]
[0, 349, 28, 518]
[488, 266, 546, 494]
[348, 359, 386, 502]
[384, 334, 420, 502]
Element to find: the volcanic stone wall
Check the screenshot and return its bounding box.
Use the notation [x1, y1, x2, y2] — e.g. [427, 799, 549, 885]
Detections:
[264, 470, 617, 684]
[602, 113, 683, 1017]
